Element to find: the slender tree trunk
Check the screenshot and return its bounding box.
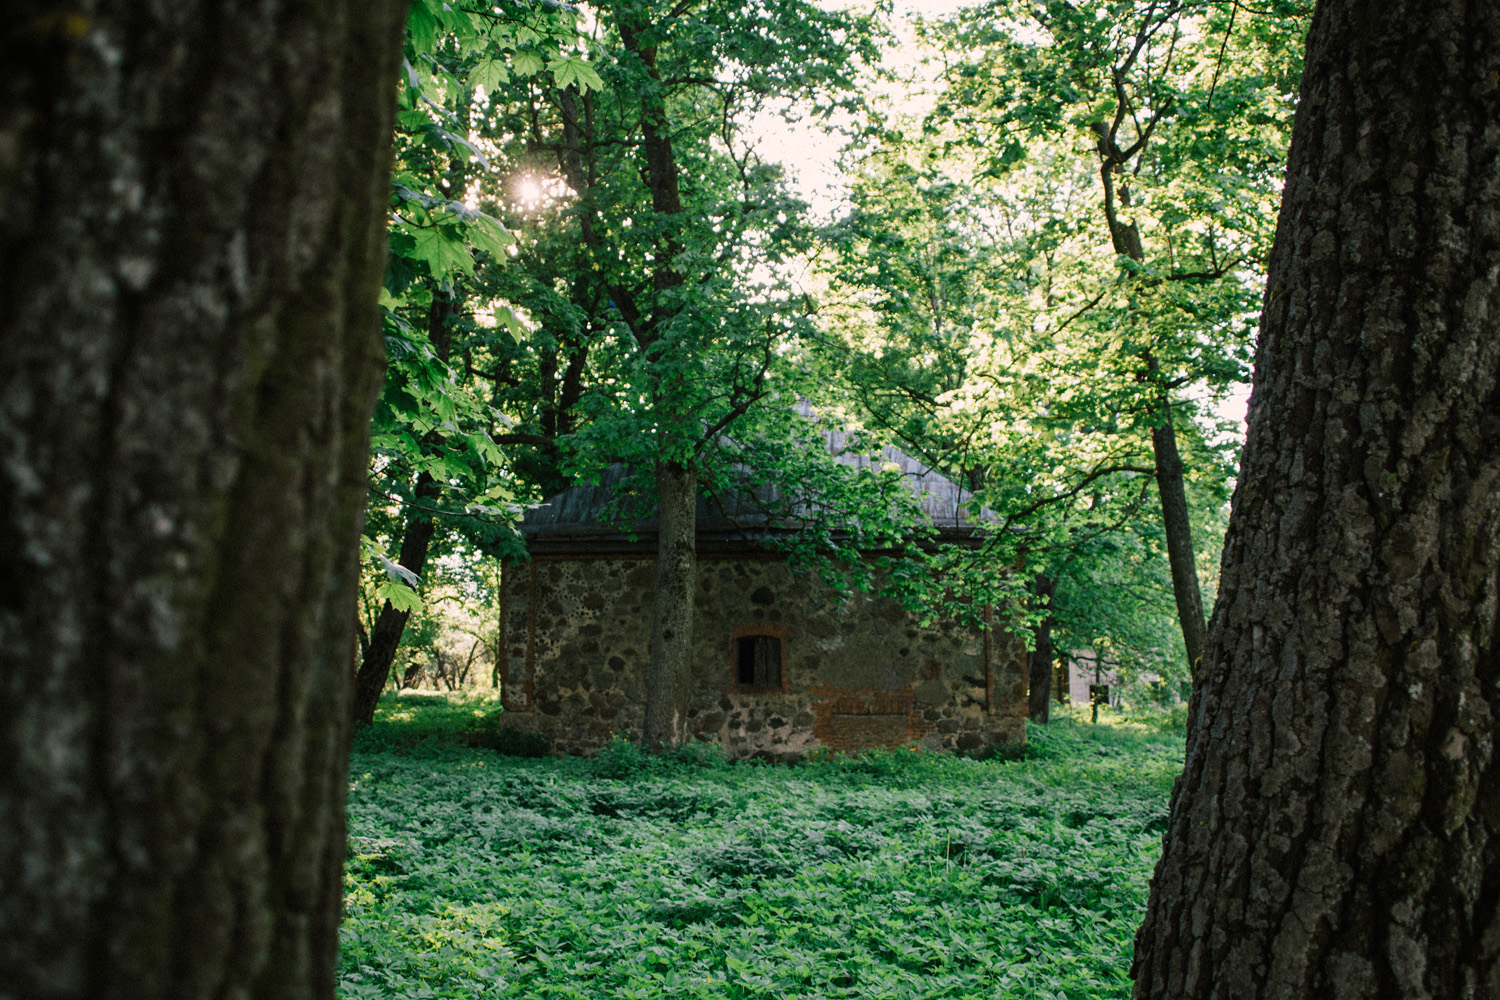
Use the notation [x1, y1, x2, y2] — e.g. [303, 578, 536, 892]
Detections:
[1132, 1, 1500, 996]
[1092, 117, 1210, 679]
[401, 657, 425, 690]
[644, 461, 698, 746]
[0, 3, 406, 997]
[351, 289, 453, 723]
[1028, 574, 1056, 723]
[351, 496, 437, 724]
[1150, 404, 1207, 675]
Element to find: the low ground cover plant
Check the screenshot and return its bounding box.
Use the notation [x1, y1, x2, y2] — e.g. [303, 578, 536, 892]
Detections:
[341, 693, 1184, 999]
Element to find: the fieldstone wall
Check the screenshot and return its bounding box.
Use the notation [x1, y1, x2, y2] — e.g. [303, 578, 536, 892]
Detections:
[499, 554, 1027, 757]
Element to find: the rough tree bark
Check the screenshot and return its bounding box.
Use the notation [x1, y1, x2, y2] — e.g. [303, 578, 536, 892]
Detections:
[1132, 1, 1500, 997]
[0, 3, 406, 998]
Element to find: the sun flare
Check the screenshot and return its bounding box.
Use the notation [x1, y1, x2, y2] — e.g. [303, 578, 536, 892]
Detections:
[514, 175, 545, 208]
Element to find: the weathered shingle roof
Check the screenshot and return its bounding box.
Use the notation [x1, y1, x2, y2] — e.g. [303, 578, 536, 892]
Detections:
[819, 426, 983, 530]
[521, 422, 987, 552]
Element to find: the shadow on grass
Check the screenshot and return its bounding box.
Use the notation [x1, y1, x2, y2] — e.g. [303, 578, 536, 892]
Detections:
[352, 689, 510, 754]
[350, 689, 1190, 785]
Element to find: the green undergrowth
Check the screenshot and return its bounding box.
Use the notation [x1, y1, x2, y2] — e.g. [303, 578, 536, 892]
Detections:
[340, 692, 1186, 999]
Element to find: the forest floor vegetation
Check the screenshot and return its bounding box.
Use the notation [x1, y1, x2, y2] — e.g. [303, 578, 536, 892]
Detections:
[341, 692, 1185, 999]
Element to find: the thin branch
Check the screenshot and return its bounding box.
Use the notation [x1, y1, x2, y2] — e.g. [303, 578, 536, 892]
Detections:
[1030, 476, 1156, 554]
[1205, 0, 1240, 111]
[996, 462, 1157, 533]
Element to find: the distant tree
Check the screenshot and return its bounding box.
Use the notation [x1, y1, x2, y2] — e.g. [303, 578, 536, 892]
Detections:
[917, 0, 1309, 677]
[0, 3, 405, 998]
[1132, 1, 1500, 996]
[815, 103, 1237, 693]
[350, 2, 584, 723]
[470, 0, 889, 746]
[1028, 574, 1058, 721]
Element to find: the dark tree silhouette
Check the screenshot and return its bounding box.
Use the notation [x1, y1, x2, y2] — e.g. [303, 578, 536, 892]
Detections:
[0, 3, 407, 997]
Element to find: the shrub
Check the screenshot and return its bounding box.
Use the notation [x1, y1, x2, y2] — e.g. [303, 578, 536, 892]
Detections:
[593, 733, 651, 778]
[660, 737, 732, 770]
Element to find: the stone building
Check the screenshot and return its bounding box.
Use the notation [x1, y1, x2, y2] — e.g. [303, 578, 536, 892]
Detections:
[497, 449, 1028, 758]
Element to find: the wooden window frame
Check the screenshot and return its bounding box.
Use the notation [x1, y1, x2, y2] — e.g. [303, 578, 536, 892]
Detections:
[729, 623, 790, 694]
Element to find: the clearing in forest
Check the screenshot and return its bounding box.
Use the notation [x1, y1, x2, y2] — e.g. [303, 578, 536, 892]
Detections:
[340, 694, 1184, 1000]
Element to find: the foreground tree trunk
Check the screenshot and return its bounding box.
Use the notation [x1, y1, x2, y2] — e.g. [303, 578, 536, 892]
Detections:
[643, 461, 698, 746]
[1132, 1, 1500, 997]
[0, 3, 406, 998]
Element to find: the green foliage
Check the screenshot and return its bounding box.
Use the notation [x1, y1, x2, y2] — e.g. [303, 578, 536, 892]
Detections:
[460, 717, 553, 758]
[462, 0, 930, 568]
[358, 0, 1314, 705]
[360, 1, 599, 614]
[341, 694, 1184, 999]
[660, 738, 734, 773]
[800, 0, 1310, 661]
[592, 733, 653, 780]
[590, 733, 737, 778]
[696, 406, 940, 601]
[352, 691, 505, 754]
[1033, 702, 1189, 749]
[357, 547, 503, 691]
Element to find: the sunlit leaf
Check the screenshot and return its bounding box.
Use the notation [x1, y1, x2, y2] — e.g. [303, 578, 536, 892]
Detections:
[469, 214, 516, 257]
[374, 580, 424, 613]
[512, 47, 545, 77]
[470, 57, 511, 91]
[406, 224, 474, 278]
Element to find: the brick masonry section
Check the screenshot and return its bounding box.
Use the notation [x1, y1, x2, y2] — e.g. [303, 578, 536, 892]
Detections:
[499, 554, 1028, 758]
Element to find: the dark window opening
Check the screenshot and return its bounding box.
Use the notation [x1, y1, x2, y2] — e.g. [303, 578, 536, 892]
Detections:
[1089, 684, 1111, 707]
[736, 634, 782, 689]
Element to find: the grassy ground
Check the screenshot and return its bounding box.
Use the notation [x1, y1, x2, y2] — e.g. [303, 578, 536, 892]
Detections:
[340, 693, 1185, 1000]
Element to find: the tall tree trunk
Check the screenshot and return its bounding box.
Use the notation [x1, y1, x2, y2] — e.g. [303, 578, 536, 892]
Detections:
[1028, 574, 1057, 723]
[351, 487, 438, 724]
[0, 3, 406, 998]
[351, 290, 453, 723]
[1092, 119, 1210, 678]
[620, 12, 697, 746]
[1150, 403, 1207, 675]
[643, 460, 698, 746]
[1132, 1, 1500, 996]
